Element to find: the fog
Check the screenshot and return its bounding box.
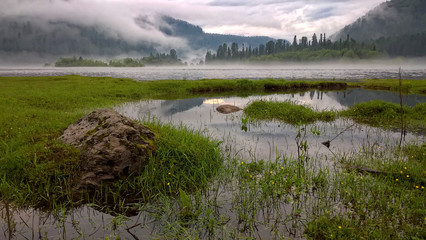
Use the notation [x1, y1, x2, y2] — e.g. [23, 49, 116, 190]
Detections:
[1, 59, 425, 81]
[0, 0, 188, 48]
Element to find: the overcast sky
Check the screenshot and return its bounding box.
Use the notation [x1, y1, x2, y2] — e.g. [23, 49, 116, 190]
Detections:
[2, 0, 386, 40]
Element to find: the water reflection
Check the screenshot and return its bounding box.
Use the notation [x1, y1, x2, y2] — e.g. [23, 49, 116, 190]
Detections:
[161, 98, 204, 115]
[116, 89, 425, 161]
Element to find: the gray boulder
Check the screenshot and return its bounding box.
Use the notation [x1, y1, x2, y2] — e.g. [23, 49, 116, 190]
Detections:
[59, 109, 155, 189]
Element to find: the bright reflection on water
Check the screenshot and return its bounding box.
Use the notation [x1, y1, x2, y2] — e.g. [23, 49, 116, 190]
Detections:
[2, 89, 425, 239]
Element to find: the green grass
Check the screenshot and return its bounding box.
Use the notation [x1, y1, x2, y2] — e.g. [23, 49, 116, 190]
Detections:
[351, 79, 426, 95]
[0, 75, 350, 197]
[243, 99, 426, 131]
[243, 100, 337, 125]
[0, 75, 425, 238]
[0, 75, 228, 209]
[341, 100, 426, 131]
[88, 121, 223, 215]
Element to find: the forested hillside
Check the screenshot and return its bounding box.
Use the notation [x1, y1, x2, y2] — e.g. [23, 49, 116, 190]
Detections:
[332, 0, 426, 56]
[0, 15, 273, 61]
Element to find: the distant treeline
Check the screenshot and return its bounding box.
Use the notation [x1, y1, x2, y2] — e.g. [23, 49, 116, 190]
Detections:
[55, 49, 184, 67]
[205, 33, 381, 63]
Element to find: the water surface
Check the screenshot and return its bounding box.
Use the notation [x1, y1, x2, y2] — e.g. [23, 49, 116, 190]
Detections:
[1, 64, 425, 80]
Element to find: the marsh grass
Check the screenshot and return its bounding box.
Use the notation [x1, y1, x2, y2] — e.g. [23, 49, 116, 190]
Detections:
[305, 143, 426, 239]
[244, 99, 426, 131]
[0, 75, 425, 239]
[243, 100, 338, 125]
[341, 101, 426, 131]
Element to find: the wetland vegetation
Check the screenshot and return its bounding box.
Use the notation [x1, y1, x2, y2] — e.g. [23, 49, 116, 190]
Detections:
[0, 75, 425, 239]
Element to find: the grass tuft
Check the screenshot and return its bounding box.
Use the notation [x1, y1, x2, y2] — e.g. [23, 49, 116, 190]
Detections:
[243, 100, 338, 125]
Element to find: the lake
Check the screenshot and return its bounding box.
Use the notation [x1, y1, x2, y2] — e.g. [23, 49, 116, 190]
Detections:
[0, 63, 425, 80]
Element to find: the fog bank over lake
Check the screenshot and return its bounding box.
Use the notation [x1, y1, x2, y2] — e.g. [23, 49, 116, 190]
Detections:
[1, 60, 425, 81]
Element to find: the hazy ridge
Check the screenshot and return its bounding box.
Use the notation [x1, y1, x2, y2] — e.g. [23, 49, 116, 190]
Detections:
[0, 15, 273, 64]
[332, 0, 426, 56]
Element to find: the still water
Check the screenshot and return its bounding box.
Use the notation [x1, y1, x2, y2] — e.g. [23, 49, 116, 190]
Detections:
[116, 88, 425, 161]
[0, 64, 425, 80]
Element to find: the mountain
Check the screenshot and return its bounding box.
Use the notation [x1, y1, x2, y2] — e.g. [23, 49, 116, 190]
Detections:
[332, 0, 426, 42]
[331, 0, 426, 56]
[0, 15, 274, 63]
[159, 16, 275, 50]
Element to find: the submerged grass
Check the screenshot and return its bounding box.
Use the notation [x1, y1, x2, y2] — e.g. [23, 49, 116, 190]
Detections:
[305, 143, 426, 239]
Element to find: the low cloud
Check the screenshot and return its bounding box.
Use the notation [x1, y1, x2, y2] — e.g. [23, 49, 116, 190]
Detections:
[1, 0, 386, 45]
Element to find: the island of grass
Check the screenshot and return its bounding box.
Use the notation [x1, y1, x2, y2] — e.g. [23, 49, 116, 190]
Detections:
[243, 100, 426, 131]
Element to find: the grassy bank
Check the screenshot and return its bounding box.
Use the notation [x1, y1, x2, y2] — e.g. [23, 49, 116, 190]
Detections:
[0, 75, 228, 209]
[351, 79, 426, 95]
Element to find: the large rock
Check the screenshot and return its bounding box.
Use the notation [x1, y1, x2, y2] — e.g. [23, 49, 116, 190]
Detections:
[60, 109, 155, 189]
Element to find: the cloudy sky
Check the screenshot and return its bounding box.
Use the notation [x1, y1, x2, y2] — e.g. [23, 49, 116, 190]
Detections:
[2, 0, 386, 41]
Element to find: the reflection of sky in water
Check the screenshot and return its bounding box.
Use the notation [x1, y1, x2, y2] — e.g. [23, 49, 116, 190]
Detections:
[115, 89, 425, 161]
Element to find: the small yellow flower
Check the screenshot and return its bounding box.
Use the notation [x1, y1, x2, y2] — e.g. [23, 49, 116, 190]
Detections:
[250, 174, 253, 178]
[422, 186, 424, 189]
[400, 171, 403, 174]
[272, 181, 275, 185]
[338, 226, 342, 229]
[411, 156, 414, 158]
[404, 166, 407, 170]
[378, 146, 381, 149]
[396, 179, 399, 181]
[167, 182, 170, 186]
[416, 186, 419, 189]
[281, 167, 284, 170]
[270, 171, 273, 174]
[241, 161, 244, 165]
[406, 175, 410, 178]
[341, 182, 344, 185]
[168, 172, 171, 175]
[246, 169, 249, 172]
